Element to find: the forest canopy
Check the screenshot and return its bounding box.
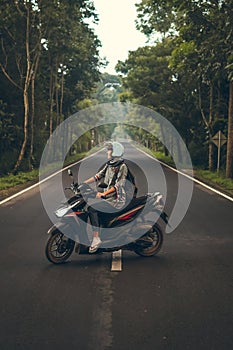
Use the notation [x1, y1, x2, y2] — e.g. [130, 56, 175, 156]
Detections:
[116, 0, 233, 177]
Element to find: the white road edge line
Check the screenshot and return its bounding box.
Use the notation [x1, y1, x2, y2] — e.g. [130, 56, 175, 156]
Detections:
[111, 250, 122, 271]
[1, 146, 233, 205]
[139, 148, 233, 202]
[0, 151, 101, 206]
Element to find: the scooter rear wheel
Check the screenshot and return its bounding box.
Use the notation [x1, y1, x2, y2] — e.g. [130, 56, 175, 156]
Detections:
[45, 230, 75, 264]
[134, 224, 163, 257]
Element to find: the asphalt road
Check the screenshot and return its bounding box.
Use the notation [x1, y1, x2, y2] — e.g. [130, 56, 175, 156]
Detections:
[0, 143, 233, 350]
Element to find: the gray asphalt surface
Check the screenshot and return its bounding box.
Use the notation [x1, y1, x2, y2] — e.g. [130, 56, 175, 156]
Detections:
[0, 143, 233, 350]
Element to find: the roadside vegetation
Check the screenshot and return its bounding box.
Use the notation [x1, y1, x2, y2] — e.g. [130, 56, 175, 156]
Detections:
[0, 1, 233, 199]
[0, 169, 39, 191]
[0, 152, 86, 192]
[194, 170, 233, 197]
[137, 143, 233, 197]
[116, 0, 233, 179]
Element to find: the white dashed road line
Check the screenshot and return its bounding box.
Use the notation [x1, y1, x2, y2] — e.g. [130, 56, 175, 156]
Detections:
[111, 250, 122, 271]
[1, 146, 232, 272]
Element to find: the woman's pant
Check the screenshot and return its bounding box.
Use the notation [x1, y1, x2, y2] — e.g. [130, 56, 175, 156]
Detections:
[87, 198, 119, 231]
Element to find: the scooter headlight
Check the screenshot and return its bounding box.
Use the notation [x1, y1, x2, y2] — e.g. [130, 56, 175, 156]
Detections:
[55, 206, 70, 217]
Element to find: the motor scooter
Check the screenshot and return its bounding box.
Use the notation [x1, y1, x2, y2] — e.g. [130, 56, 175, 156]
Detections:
[45, 169, 168, 264]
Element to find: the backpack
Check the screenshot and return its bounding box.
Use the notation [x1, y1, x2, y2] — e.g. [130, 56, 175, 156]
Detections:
[110, 160, 138, 200]
[124, 165, 138, 199]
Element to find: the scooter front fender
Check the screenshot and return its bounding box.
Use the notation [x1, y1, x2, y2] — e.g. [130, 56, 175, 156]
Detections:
[47, 218, 90, 246]
[47, 222, 65, 235]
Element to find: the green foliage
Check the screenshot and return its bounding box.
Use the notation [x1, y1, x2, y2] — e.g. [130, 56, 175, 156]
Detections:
[94, 73, 123, 103]
[116, 40, 176, 107]
[0, 0, 101, 174]
[118, 91, 134, 103]
[116, 38, 201, 151]
[0, 101, 15, 150]
[0, 169, 39, 191]
[136, 0, 177, 36]
[117, 0, 233, 176]
[195, 169, 233, 196]
[150, 151, 175, 166]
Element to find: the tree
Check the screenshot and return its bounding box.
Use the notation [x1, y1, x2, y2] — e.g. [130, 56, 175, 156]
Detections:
[136, 0, 233, 175]
[226, 79, 233, 178]
[94, 73, 122, 103]
[116, 38, 200, 155]
[39, 0, 100, 134]
[0, 0, 43, 172]
[224, 1, 233, 177]
[0, 0, 101, 173]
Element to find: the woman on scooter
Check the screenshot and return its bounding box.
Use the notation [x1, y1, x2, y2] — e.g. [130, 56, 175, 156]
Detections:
[83, 142, 128, 253]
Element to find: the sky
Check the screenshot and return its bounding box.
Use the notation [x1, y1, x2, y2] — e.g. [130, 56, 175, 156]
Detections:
[93, 0, 148, 74]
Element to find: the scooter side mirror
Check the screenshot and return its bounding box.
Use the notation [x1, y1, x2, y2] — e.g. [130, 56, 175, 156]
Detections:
[68, 169, 73, 177]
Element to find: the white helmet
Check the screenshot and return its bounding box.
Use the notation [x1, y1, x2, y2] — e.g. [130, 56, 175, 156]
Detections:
[109, 142, 124, 157]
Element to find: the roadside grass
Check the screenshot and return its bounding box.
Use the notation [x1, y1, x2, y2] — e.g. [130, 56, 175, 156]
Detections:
[149, 150, 175, 167]
[134, 143, 233, 198]
[134, 143, 175, 166]
[39, 152, 87, 178]
[153, 150, 233, 197]
[0, 169, 39, 191]
[0, 151, 88, 192]
[194, 169, 233, 197]
[0, 145, 102, 193]
[1, 144, 233, 198]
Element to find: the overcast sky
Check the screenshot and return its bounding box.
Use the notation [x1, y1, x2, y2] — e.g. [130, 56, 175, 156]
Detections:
[93, 0, 148, 74]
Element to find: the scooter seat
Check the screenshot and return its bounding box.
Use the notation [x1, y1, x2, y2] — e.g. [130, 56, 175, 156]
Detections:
[98, 195, 148, 226]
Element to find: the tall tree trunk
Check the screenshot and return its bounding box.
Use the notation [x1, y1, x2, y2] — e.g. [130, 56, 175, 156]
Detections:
[1, 2, 43, 173]
[160, 123, 169, 156]
[198, 81, 215, 171]
[60, 71, 65, 164]
[29, 49, 41, 168]
[14, 5, 31, 173]
[55, 61, 60, 128]
[29, 74, 35, 169]
[60, 70, 64, 117]
[208, 82, 214, 171]
[49, 68, 55, 137]
[226, 80, 233, 178]
[14, 86, 30, 172]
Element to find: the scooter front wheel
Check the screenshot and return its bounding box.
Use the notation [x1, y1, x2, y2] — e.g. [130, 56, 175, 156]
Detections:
[45, 230, 75, 264]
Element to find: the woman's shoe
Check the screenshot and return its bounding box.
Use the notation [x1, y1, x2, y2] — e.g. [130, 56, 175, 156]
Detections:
[89, 236, 102, 253]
